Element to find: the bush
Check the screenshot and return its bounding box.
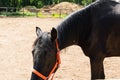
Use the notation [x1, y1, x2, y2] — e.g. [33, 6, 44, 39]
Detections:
[37, 1, 44, 8]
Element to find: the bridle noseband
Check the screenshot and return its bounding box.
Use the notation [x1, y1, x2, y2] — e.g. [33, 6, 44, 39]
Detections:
[32, 39, 61, 80]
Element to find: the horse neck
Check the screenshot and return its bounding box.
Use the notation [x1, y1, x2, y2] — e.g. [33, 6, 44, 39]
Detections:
[56, 7, 92, 50]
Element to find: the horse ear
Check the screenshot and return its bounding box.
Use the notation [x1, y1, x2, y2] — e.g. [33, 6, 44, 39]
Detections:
[51, 28, 57, 42]
[36, 27, 42, 37]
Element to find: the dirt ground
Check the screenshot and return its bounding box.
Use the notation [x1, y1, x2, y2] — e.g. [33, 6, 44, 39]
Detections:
[0, 18, 120, 80]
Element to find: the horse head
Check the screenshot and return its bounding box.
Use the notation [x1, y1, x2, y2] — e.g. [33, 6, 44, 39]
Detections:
[31, 27, 60, 80]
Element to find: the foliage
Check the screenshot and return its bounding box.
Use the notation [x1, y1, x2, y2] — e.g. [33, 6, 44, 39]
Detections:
[37, 1, 44, 8]
[0, 0, 95, 8]
[82, 0, 92, 6]
[0, 0, 95, 17]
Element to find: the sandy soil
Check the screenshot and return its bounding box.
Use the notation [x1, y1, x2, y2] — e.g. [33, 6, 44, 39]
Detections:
[0, 18, 120, 80]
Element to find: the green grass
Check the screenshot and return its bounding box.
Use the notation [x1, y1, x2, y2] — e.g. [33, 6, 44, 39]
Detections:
[0, 11, 36, 17]
[23, 12, 36, 16]
[52, 13, 67, 18]
[0, 12, 7, 16]
[37, 12, 48, 18]
[0, 11, 68, 18]
[37, 12, 68, 18]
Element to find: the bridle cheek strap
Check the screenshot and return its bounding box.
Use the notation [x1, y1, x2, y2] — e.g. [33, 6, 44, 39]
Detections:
[32, 39, 61, 80]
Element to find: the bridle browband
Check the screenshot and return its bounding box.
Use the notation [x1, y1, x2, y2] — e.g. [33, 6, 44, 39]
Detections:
[32, 39, 61, 80]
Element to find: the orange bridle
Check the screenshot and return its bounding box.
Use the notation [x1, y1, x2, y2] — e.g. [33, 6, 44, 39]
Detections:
[32, 39, 61, 80]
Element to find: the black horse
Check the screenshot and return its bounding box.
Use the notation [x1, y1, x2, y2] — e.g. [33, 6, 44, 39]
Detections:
[31, 0, 120, 80]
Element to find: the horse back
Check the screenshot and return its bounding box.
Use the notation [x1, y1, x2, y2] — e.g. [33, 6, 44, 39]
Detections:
[87, 0, 120, 57]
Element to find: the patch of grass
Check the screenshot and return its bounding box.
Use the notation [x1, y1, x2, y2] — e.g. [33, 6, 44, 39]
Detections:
[0, 12, 7, 16]
[37, 12, 48, 18]
[0, 11, 68, 18]
[52, 13, 67, 18]
[23, 12, 36, 16]
[0, 11, 36, 17]
[37, 12, 68, 18]
[7, 12, 23, 16]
